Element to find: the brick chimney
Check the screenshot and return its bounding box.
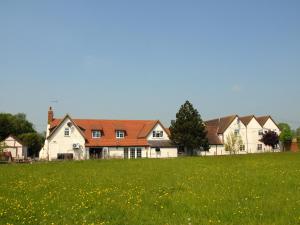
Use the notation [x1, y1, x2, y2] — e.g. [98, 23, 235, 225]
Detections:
[48, 106, 54, 124]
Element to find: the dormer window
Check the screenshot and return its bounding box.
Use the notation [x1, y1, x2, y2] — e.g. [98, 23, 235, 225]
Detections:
[116, 130, 125, 138]
[92, 130, 101, 138]
[64, 128, 70, 137]
[153, 131, 163, 138]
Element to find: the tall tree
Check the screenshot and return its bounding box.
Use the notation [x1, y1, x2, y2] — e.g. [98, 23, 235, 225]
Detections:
[278, 123, 293, 151]
[170, 100, 209, 155]
[260, 130, 280, 149]
[0, 113, 35, 140]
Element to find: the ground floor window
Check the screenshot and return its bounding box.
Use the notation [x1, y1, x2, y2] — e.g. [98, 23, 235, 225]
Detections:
[130, 148, 135, 159]
[136, 148, 142, 158]
[57, 153, 73, 160]
[239, 145, 245, 151]
[89, 148, 103, 159]
[124, 148, 128, 159]
[257, 144, 262, 150]
[124, 147, 143, 159]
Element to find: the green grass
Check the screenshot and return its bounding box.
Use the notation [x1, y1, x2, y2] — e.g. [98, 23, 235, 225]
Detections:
[1, 153, 300, 225]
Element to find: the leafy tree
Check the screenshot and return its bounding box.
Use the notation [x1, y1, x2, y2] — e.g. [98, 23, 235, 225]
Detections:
[0, 112, 43, 157]
[224, 132, 243, 154]
[278, 123, 293, 151]
[19, 133, 45, 157]
[170, 100, 209, 155]
[260, 130, 279, 149]
[296, 127, 300, 137]
[0, 113, 35, 140]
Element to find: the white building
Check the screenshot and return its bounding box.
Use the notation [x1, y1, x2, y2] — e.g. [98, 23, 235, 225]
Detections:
[39, 107, 178, 160]
[2, 135, 28, 159]
[204, 115, 281, 156]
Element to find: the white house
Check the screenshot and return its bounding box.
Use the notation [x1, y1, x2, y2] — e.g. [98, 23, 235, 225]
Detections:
[204, 115, 281, 156]
[39, 107, 178, 160]
[2, 135, 28, 159]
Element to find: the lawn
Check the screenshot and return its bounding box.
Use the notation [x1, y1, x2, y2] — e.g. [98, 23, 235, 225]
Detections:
[1, 153, 300, 225]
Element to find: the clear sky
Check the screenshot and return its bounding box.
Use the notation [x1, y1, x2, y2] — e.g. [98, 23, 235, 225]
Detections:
[0, 0, 299, 131]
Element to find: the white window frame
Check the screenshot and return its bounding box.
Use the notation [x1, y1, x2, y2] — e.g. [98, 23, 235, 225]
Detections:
[136, 148, 142, 158]
[124, 148, 129, 159]
[64, 128, 70, 137]
[116, 130, 125, 139]
[257, 144, 262, 150]
[130, 147, 135, 158]
[92, 130, 101, 138]
[152, 130, 163, 138]
[240, 145, 245, 151]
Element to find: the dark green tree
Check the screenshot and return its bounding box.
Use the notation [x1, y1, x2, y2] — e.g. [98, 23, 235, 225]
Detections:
[295, 127, 300, 149]
[278, 123, 293, 151]
[170, 100, 209, 155]
[0, 112, 44, 157]
[0, 113, 35, 140]
[19, 133, 45, 157]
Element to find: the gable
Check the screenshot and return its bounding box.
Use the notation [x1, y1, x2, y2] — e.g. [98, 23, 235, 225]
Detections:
[4, 135, 24, 147]
[247, 117, 263, 129]
[47, 115, 86, 141]
[147, 123, 170, 141]
[264, 118, 280, 132]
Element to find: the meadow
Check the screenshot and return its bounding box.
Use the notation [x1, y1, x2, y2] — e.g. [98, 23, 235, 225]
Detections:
[1, 153, 300, 225]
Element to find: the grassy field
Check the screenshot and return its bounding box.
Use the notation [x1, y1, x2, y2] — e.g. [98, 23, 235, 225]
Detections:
[1, 153, 300, 225]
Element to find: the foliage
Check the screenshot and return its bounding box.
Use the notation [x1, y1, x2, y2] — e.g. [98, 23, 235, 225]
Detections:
[296, 127, 300, 137]
[260, 130, 279, 149]
[170, 100, 209, 155]
[0, 154, 300, 224]
[224, 132, 243, 154]
[278, 123, 293, 150]
[0, 113, 35, 141]
[19, 133, 45, 157]
[0, 113, 44, 157]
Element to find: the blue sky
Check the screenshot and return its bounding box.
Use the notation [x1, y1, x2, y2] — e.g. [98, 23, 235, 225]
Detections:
[0, 0, 299, 131]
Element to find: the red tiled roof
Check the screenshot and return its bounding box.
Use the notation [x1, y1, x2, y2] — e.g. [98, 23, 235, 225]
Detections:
[49, 118, 166, 147]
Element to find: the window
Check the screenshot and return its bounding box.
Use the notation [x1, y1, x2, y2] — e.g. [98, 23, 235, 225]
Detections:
[124, 148, 128, 159]
[92, 130, 101, 138]
[257, 144, 262, 150]
[234, 129, 239, 136]
[152, 131, 163, 138]
[64, 128, 70, 137]
[240, 145, 245, 151]
[130, 148, 135, 158]
[136, 148, 142, 158]
[116, 130, 125, 138]
[57, 153, 73, 160]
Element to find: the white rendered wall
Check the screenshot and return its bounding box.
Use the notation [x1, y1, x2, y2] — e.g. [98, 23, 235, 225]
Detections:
[245, 118, 263, 154]
[46, 118, 86, 160]
[147, 123, 169, 141]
